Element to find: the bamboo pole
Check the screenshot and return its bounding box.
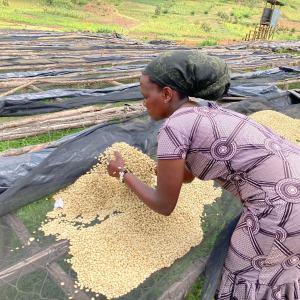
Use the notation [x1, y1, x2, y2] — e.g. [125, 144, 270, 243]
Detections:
[276, 77, 300, 87]
[0, 240, 69, 284]
[0, 143, 51, 157]
[220, 96, 249, 102]
[0, 106, 145, 141]
[268, 26, 273, 40]
[0, 58, 151, 72]
[110, 80, 123, 86]
[29, 84, 66, 103]
[264, 26, 269, 39]
[0, 80, 36, 97]
[0, 73, 141, 89]
[1, 107, 142, 134]
[1, 214, 90, 300]
[1, 116, 128, 140]
[0, 69, 141, 84]
[271, 26, 277, 39]
[0, 104, 123, 130]
[252, 26, 256, 41]
[158, 258, 208, 300]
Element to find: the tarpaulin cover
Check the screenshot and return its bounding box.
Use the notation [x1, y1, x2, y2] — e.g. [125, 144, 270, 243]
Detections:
[226, 90, 300, 115]
[0, 64, 145, 79]
[0, 113, 161, 215]
[1, 66, 299, 116]
[0, 112, 241, 300]
[1, 93, 300, 208]
[0, 85, 143, 116]
[0, 188, 240, 300]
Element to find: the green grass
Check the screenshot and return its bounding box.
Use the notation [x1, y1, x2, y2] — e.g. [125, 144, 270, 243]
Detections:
[16, 197, 54, 233]
[0, 270, 67, 299]
[185, 189, 240, 300]
[0, 127, 85, 152]
[0, 0, 298, 298]
[185, 274, 206, 300]
[0, 97, 142, 153]
[277, 81, 300, 90]
[275, 48, 300, 56]
[3, 189, 240, 300]
[25, 188, 239, 299]
[0, 116, 20, 123]
[0, 109, 241, 299]
[0, 0, 299, 44]
[0, 0, 122, 33]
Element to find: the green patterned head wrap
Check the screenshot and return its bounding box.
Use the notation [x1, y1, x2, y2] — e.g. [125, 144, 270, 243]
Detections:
[143, 50, 230, 100]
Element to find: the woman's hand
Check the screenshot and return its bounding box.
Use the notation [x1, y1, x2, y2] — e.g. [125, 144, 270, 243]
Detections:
[107, 151, 125, 178]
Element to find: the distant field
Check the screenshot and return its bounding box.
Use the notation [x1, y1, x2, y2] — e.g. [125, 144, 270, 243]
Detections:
[0, 0, 299, 45]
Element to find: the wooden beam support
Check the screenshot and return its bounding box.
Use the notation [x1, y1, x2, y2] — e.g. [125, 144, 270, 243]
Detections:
[2, 214, 90, 300]
[0, 240, 69, 285]
[158, 257, 208, 300]
[0, 80, 36, 97]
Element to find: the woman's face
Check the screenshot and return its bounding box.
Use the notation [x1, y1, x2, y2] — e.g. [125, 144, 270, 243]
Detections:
[140, 74, 169, 121]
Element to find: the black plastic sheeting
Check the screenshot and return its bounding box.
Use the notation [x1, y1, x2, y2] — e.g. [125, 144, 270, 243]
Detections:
[231, 66, 300, 80]
[0, 113, 161, 216]
[1, 66, 299, 116]
[0, 64, 146, 79]
[0, 83, 140, 102]
[0, 84, 143, 116]
[0, 68, 84, 79]
[1, 82, 282, 102]
[229, 84, 282, 97]
[2, 90, 300, 215]
[0, 64, 297, 81]
[230, 66, 299, 87]
[1, 98, 299, 298]
[226, 90, 300, 116]
[201, 213, 241, 300]
[1, 84, 297, 117]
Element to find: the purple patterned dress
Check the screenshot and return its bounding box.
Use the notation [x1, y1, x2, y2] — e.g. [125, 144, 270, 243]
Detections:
[157, 103, 300, 300]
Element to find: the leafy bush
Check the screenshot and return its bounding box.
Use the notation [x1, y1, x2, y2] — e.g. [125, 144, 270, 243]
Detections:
[0, 0, 9, 6]
[154, 5, 161, 16]
[43, 0, 73, 8]
[217, 11, 229, 21]
[199, 39, 218, 46]
[72, 0, 89, 4]
[201, 22, 211, 32]
[43, 0, 88, 7]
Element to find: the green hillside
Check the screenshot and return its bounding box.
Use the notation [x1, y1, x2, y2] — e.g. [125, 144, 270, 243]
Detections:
[0, 0, 299, 45]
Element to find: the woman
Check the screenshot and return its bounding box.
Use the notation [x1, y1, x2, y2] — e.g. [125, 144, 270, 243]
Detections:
[107, 50, 300, 300]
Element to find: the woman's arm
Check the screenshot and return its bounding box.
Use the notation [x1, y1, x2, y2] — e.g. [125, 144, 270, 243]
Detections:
[155, 163, 194, 183]
[108, 152, 186, 216]
[183, 164, 195, 183]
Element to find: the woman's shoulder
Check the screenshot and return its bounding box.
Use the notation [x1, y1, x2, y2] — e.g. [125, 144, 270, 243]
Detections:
[161, 103, 219, 131]
[160, 107, 196, 135]
[159, 103, 247, 139]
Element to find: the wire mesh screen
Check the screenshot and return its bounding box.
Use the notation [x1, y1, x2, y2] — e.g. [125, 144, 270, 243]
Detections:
[0, 187, 241, 300]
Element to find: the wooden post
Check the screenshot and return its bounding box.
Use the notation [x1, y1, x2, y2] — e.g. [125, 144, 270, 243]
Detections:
[252, 25, 258, 41]
[2, 214, 90, 300]
[271, 26, 277, 39]
[0, 80, 36, 97]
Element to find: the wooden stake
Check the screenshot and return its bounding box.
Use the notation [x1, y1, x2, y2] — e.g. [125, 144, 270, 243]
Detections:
[0, 80, 36, 97]
[1, 214, 90, 300]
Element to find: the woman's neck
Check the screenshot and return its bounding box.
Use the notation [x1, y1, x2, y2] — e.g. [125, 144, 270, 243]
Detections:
[168, 98, 198, 115]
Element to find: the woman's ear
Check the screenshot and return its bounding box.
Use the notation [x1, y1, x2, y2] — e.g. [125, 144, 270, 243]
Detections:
[161, 87, 174, 104]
